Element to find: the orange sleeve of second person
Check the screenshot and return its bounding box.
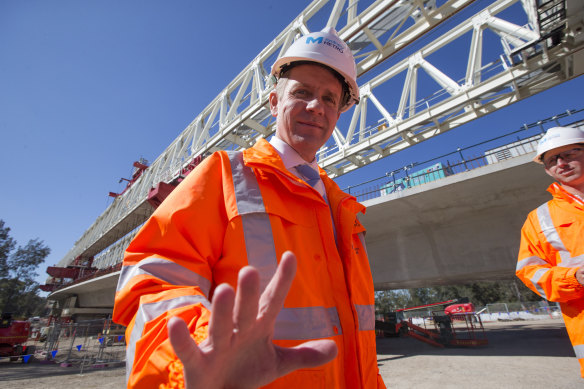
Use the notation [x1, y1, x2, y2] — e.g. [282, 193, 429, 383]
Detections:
[517, 210, 584, 303]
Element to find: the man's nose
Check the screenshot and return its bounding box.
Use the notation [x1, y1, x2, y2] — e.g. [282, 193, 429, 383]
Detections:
[306, 97, 324, 114]
[556, 155, 570, 165]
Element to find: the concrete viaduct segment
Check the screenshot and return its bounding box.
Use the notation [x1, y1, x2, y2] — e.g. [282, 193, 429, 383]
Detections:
[363, 153, 554, 290]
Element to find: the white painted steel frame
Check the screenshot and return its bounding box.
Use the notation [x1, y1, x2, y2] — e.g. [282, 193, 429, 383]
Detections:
[56, 0, 465, 270]
[317, 0, 583, 176]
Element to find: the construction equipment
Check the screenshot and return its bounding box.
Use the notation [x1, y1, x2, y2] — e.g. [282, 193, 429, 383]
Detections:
[376, 298, 488, 347]
[0, 313, 31, 361]
[108, 159, 149, 198]
[375, 298, 462, 338]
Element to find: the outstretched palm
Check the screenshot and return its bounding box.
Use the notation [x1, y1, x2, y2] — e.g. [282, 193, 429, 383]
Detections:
[168, 251, 338, 389]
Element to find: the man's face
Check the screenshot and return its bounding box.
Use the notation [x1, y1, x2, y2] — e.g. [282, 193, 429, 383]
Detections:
[543, 144, 584, 187]
[269, 63, 342, 162]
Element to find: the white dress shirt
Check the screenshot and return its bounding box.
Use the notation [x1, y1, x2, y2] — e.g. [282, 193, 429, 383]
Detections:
[269, 136, 326, 199]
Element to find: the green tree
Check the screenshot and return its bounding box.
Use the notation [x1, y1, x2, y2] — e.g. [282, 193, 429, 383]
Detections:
[0, 219, 50, 317]
[429, 279, 542, 307]
[410, 287, 439, 306]
[375, 289, 412, 316]
[375, 279, 543, 318]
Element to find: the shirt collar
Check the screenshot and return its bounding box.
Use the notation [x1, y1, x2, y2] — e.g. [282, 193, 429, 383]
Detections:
[269, 136, 320, 173]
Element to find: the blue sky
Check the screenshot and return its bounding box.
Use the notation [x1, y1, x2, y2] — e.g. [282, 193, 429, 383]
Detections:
[1, 0, 583, 289]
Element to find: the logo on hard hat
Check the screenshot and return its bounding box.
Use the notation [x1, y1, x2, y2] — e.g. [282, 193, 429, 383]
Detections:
[305, 36, 344, 54]
[540, 132, 561, 145]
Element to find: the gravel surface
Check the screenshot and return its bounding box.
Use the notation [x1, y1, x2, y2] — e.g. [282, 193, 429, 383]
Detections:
[378, 318, 581, 388]
[0, 318, 580, 388]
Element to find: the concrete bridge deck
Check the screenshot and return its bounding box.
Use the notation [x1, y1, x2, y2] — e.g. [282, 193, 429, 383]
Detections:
[50, 152, 553, 314]
[363, 153, 553, 290]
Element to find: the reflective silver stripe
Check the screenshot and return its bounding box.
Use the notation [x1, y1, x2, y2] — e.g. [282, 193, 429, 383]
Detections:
[355, 304, 375, 331]
[274, 307, 342, 340]
[241, 213, 278, 291]
[520, 255, 584, 296]
[227, 150, 265, 214]
[357, 231, 368, 257]
[117, 257, 211, 297]
[126, 294, 210, 383]
[530, 268, 549, 299]
[227, 150, 277, 292]
[574, 344, 584, 359]
[533, 204, 584, 298]
[516, 256, 549, 271]
[559, 255, 584, 268]
[536, 204, 571, 261]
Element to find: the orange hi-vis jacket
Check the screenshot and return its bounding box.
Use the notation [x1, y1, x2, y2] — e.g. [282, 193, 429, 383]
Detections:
[113, 139, 386, 388]
[517, 183, 584, 377]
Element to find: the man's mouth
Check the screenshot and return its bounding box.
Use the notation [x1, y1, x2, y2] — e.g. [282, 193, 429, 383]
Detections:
[558, 168, 574, 176]
[298, 120, 322, 129]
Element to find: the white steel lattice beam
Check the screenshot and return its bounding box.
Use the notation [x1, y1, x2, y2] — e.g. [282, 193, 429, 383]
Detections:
[317, 0, 584, 177]
[57, 0, 464, 269]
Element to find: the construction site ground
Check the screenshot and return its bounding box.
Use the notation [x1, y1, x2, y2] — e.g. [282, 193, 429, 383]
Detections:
[0, 318, 580, 388]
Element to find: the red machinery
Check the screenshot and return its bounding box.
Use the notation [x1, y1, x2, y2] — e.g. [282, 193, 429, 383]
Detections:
[109, 159, 150, 198]
[41, 255, 97, 292]
[0, 313, 30, 361]
[376, 298, 488, 347]
[444, 302, 475, 316]
[147, 154, 205, 209]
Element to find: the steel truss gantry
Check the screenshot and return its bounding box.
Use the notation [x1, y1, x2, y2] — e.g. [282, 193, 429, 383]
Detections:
[54, 0, 584, 278]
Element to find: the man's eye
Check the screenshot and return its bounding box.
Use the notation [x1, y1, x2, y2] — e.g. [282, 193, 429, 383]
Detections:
[324, 96, 336, 104]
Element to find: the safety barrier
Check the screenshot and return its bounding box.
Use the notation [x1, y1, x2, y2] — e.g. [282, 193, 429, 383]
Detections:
[343, 109, 584, 202]
[15, 319, 125, 372]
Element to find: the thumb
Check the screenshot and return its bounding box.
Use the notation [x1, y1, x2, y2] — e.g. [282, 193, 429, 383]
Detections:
[275, 339, 338, 376]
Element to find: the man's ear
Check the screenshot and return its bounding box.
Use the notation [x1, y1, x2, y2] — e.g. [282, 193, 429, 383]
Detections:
[269, 90, 278, 117]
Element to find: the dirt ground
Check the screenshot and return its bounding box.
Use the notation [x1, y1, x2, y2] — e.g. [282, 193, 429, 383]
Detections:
[378, 318, 582, 388]
[0, 318, 581, 388]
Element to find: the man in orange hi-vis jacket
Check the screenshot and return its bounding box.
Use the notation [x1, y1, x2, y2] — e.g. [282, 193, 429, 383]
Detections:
[113, 27, 387, 389]
[517, 126, 584, 378]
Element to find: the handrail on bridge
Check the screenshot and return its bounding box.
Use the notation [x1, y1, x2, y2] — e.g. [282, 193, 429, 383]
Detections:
[344, 107, 584, 202]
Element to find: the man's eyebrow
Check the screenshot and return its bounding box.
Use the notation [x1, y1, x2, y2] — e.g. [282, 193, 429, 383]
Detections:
[291, 80, 341, 98]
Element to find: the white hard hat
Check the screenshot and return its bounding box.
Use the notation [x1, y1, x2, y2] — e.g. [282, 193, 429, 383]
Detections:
[534, 126, 584, 163]
[271, 27, 359, 113]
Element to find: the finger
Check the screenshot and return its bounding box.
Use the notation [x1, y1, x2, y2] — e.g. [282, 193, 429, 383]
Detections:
[275, 339, 338, 376]
[576, 267, 584, 285]
[168, 316, 202, 367]
[208, 283, 235, 349]
[258, 251, 297, 322]
[233, 266, 260, 333]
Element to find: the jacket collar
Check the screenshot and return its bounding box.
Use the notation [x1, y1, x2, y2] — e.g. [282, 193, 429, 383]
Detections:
[243, 138, 297, 181]
[243, 139, 365, 217]
[548, 182, 584, 208]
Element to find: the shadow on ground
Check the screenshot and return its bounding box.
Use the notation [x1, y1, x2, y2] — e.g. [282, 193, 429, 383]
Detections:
[376, 319, 575, 360]
[0, 359, 124, 381]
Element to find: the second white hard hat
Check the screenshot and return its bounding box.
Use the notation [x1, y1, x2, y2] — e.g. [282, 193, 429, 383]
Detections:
[271, 27, 359, 113]
[534, 126, 584, 163]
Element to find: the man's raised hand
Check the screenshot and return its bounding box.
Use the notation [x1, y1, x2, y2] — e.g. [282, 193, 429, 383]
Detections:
[168, 251, 338, 389]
